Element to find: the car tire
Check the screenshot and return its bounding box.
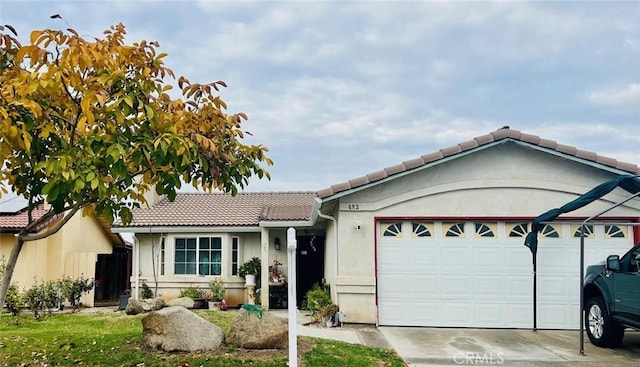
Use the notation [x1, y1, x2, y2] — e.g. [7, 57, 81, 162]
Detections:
[585, 296, 625, 348]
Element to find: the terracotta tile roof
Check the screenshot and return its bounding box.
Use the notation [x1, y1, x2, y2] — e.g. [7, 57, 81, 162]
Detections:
[317, 127, 640, 198]
[115, 192, 318, 228]
[0, 201, 51, 231]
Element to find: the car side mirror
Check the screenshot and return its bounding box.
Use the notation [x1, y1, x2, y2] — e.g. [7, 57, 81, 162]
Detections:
[606, 255, 620, 272]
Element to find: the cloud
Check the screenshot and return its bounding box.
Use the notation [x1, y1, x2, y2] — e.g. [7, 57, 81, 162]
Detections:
[587, 83, 640, 110]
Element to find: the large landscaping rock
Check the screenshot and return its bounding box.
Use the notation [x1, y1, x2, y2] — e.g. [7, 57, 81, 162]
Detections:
[142, 306, 224, 352]
[226, 307, 288, 349]
[167, 297, 195, 309]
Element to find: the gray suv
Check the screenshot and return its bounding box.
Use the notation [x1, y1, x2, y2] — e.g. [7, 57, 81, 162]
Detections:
[583, 243, 640, 347]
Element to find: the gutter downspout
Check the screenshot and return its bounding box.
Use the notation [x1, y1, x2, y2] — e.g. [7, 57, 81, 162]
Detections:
[317, 210, 338, 303]
[133, 234, 140, 300]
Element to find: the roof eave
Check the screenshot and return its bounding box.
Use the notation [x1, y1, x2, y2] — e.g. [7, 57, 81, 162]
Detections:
[112, 225, 263, 234]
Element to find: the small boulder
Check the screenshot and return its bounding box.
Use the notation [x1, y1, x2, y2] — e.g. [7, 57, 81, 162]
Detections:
[125, 299, 145, 315]
[142, 306, 224, 352]
[167, 297, 195, 309]
[226, 306, 288, 349]
[125, 298, 165, 315]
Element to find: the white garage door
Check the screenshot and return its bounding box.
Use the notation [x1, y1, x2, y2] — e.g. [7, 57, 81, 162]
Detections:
[377, 220, 634, 329]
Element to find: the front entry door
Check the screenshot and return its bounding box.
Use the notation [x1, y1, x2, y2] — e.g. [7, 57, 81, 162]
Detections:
[296, 235, 325, 305]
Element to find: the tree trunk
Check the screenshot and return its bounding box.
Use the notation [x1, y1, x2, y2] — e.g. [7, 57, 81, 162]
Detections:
[0, 237, 25, 317]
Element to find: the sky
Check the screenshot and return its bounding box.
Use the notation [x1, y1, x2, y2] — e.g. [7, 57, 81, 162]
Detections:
[1, 1, 639, 193]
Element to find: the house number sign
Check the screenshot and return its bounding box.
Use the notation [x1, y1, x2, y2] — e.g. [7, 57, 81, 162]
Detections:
[346, 203, 360, 210]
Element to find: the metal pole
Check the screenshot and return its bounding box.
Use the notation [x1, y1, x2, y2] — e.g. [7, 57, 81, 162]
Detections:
[533, 252, 537, 331]
[579, 226, 585, 356]
[287, 227, 298, 367]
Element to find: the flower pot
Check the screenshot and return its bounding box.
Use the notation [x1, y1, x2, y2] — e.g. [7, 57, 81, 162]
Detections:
[245, 274, 256, 285]
[208, 301, 221, 311]
[326, 319, 333, 328]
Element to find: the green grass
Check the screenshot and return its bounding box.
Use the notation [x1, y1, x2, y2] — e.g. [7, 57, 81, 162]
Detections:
[0, 309, 406, 366]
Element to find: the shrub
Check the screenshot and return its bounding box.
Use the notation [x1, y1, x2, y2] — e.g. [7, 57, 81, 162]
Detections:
[179, 286, 206, 299]
[304, 281, 332, 321]
[23, 279, 63, 319]
[5, 283, 23, 320]
[141, 282, 154, 299]
[209, 278, 225, 301]
[61, 275, 95, 311]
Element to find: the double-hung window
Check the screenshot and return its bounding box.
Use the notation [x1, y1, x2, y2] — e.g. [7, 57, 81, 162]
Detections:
[174, 237, 222, 276]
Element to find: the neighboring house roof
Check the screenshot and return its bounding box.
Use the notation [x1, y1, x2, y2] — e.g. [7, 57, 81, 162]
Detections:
[317, 127, 640, 199]
[0, 193, 124, 246]
[0, 201, 52, 231]
[114, 192, 318, 228]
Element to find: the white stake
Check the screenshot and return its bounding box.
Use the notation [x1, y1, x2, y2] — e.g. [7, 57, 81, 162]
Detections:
[287, 227, 298, 367]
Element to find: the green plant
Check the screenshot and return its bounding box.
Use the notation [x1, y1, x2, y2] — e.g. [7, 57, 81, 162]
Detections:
[5, 283, 23, 321]
[209, 278, 225, 301]
[179, 286, 206, 299]
[320, 303, 339, 319]
[238, 257, 261, 277]
[305, 282, 332, 321]
[61, 275, 96, 311]
[141, 282, 154, 299]
[22, 279, 63, 319]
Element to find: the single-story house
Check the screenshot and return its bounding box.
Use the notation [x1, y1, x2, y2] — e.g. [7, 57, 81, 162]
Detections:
[112, 127, 640, 329]
[0, 197, 131, 306]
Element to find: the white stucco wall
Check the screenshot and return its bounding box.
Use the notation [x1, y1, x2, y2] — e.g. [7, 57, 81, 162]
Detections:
[327, 142, 640, 324]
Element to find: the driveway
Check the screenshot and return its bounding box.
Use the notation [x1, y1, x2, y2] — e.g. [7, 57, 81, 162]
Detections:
[379, 327, 640, 366]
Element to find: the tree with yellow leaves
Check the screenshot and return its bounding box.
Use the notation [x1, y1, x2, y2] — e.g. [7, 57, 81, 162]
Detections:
[0, 22, 272, 310]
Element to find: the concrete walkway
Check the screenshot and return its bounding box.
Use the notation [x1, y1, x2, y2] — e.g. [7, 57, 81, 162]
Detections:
[270, 309, 391, 349]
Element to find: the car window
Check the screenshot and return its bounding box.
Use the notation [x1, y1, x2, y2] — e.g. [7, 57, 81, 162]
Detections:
[624, 246, 640, 273]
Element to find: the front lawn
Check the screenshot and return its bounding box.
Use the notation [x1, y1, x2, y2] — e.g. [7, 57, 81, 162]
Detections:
[0, 309, 406, 366]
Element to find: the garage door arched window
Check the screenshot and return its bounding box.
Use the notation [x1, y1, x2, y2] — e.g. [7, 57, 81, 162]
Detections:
[381, 222, 403, 237]
[507, 223, 529, 237]
[571, 224, 594, 239]
[541, 224, 560, 238]
[474, 222, 496, 238]
[444, 222, 465, 237]
[411, 222, 433, 237]
[605, 225, 627, 239]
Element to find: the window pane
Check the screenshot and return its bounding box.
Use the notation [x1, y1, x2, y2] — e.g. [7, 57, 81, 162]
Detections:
[200, 251, 210, 263]
[175, 264, 185, 274]
[212, 237, 222, 250]
[187, 238, 197, 249]
[199, 263, 209, 276]
[199, 237, 210, 249]
[186, 263, 196, 274]
[175, 251, 185, 262]
[212, 263, 221, 276]
[187, 250, 196, 262]
[176, 238, 185, 249]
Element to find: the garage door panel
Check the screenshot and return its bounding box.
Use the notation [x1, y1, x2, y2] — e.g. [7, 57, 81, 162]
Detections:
[442, 276, 472, 296]
[504, 247, 532, 268]
[411, 247, 440, 266]
[474, 275, 503, 296]
[507, 303, 532, 327]
[473, 247, 502, 266]
[506, 276, 531, 296]
[539, 303, 573, 329]
[443, 302, 473, 324]
[475, 303, 505, 325]
[442, 247, 473, 267]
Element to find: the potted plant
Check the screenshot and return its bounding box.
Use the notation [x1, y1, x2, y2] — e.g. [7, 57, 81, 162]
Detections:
[320, 303, 340, 328]
[239, 257, 261, 287]
[208, 278, 225, 310]
[179, 286, 207, 309]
